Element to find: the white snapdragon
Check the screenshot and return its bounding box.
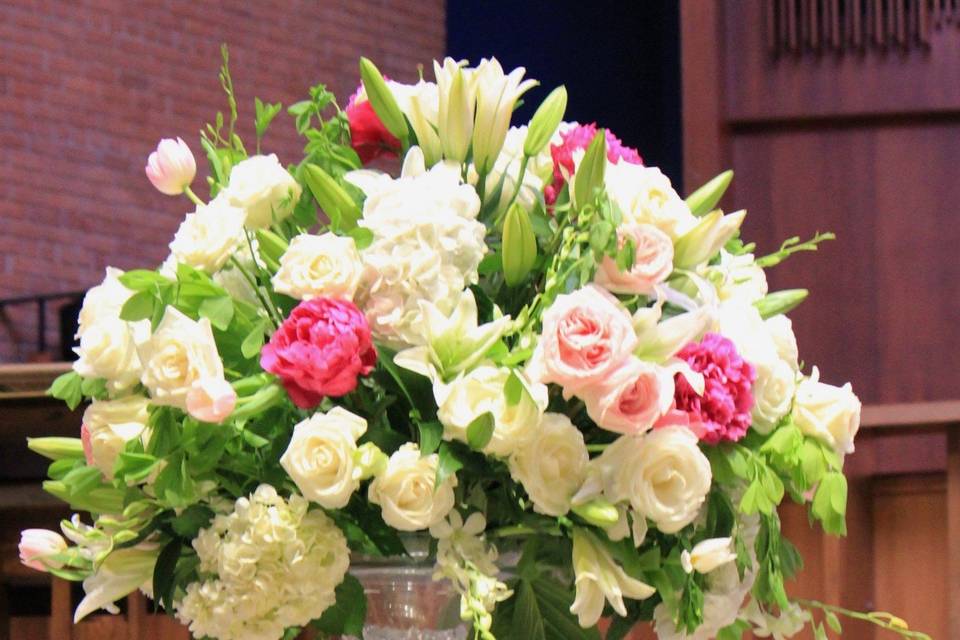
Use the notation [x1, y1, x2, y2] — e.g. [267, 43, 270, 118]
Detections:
[280, 407, 367, 509]
[351, 147, 487, 348]
[436, 366, 547, 458]
[272, 233, 363, 301]
[82, 396, 150, 480]
[168, 198, 246, 273]
[220, 154, 302, 229]
[508, 412, 588, 517]
[368, 443, 457, 531]
[176, 485, 349, 640]
[794, 367, 862, 456]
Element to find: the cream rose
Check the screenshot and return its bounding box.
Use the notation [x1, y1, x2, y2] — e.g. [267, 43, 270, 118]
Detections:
[221, 154, 302, 229]
[601, 426, 712, 534]
[83, 396, 150, 480]
[73, 318, 143, 392]
[138, 307, 227, 411]
[280, 407, 367, 509]
[77, 267, 135, 334]
[751, 358, 797, 434]
[528, 284, 638, 394]
[793, 367, 861, 456]
[168, 198, 246, 273]
[766, 315, 800, 371]
[711, 251, 768, 304]
[595, 224, 674, 295]
[368, 443, 456, 531]
[508, 413, 588, 517]
[580, 357, 674, 435]
[604, 164, 698, 240]
[436, 366, 547, 458]
[272, 233, 363, 301]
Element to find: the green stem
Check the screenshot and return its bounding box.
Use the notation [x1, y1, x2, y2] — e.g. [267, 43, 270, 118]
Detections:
[500, 154, 530, 220]
[586, 443, 609, 453]
[797, 599, 932, 640]
[229, 383, 285, 422]
[229, 256, 280, 329]
[183, 185, 203, 206]
[489, 524, 562, 538]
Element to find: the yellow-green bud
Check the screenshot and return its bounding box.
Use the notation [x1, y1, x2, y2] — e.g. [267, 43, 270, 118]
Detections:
[27, 437, 84, 461]
[302, 163, 361, 231]
[524, 86, 567, 157]
[572, 497, 620, 528]
[573, 129, 607, 208]
[755, 289, 809, 319]
[673, 209, 746, 269]
[686, 169, 733, 217]
[501, 202, 537, 286]
[358, 57, 408, 140]
[354, 443, 388, 481]
[254, 228, 289, 265]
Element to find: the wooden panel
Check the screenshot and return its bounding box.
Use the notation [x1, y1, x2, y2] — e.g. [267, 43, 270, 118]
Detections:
[723, 1, 960, 123]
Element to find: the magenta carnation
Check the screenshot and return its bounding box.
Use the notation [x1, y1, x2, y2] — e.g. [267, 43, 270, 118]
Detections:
[673, 333, 756, 444]
[545, 123, 643, 204]
[261, 298, 377, 409]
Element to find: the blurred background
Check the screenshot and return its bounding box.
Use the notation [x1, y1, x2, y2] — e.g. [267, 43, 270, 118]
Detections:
[0, 1, 957, 638]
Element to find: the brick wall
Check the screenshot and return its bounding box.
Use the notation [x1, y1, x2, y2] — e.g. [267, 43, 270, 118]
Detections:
[0, 0, 445, 362]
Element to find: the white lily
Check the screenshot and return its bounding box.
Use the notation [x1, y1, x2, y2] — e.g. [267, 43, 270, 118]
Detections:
[434, 58, 477, 162]
[681, 537, 737, 574]
[75, 545, 159, 622]
[471, 58, 537, 175]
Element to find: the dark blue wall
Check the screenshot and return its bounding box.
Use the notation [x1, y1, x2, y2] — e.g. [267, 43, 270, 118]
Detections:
[446, 0, 683, 190]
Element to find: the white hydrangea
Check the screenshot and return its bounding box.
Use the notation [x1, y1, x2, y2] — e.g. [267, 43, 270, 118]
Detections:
[351, 147, 487, 348]
[176, 485, 349, 640]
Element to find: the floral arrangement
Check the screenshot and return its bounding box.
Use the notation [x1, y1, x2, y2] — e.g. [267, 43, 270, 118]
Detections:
[19, 47, 927, 640]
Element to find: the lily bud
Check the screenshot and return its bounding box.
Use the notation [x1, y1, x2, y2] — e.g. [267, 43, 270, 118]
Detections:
[434, 58, 476, 163]
[686, 169, 733, 217]
[501, 202, 537, 286]
[524, 86, 567, 157]
[254, 228, 289, 266]
[573, 129, 607, 208]
[302, 163, 362, 231]
[145, 137, 196, 196]
[571, 497, 620, 528]
[358, 57, 408, 140]
[353, 442, 388, 480]
[673, 209, 746, 269]
[27, 437, 84, 461]
[755, 289, 809, 319]
[407, 90, 443, 167]
[472, 58, 538, 175]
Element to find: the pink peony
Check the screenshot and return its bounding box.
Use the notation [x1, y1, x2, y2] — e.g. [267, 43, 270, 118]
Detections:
[594, 223, 674, 295]
[545, 123, 643, 205]
[261, 298, 377, 409]
[528, 285, 638, 395]
[346, 85, 401, 164]
[580, 357, 673, 434]
[186, 377, 238, 424]
[672, 333, 756, 444]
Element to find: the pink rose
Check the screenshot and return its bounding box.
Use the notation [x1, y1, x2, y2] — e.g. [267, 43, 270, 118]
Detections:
[594, 224, 674, 295]
[581, 357, 674, 434]
[346, 85, 401, 165]
[261, 298, 377, 409]
[186, 377, 238, 424]
[19, 529, 67, 572]
[529, 285, 638, 394]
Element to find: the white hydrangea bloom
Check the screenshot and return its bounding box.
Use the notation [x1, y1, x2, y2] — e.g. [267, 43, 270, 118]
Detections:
[351, 147, 487, 348]
[175, 485, 349, 640]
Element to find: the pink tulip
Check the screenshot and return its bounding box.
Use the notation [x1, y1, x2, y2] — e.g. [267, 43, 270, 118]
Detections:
[145, 137, 196, 195]
[80, 422, 95, 466]
[19, 529, 67, 572]
[186, 377, 237, 424]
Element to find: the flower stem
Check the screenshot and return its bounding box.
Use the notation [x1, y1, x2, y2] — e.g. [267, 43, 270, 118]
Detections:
[796, 599, 932, 640]
[229, 383, 285, 422]
[228, 255, 281, 329]
[489, 524, 561, 538]
[183, 185, 203, 206]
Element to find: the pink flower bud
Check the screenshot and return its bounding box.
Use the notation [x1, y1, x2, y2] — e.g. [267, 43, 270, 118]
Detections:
[80, 423, 95, 467]
[19, 529, 67, 572]
[186, 377, 237, 424]
[145, 137, 196, 195]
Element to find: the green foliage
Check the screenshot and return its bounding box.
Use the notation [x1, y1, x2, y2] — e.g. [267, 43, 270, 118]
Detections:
[313, 574, 367, 637]
[254, 97, 282, 151]
[466, 412, 496, 450]
[755, 231, 835, 268]
[48, 371, 84, 410]
[492, 573, 601, 640]
[811, 472, 848, 535]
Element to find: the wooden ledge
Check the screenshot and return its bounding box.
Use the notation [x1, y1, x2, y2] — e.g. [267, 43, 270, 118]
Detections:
[861, 400, 960, 429]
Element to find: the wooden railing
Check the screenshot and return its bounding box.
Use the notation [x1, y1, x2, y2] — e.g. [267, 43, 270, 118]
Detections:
[0, 364, 955, 639]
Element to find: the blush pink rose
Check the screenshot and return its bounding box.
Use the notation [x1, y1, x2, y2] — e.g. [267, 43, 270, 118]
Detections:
[346, 85, 401, 165]
[529, 285, 638, 394]
[186, 377, 238, 424]
[261, 298, 377, 409]
[594, 224, 674, 295]
[581, 357, 674, 434]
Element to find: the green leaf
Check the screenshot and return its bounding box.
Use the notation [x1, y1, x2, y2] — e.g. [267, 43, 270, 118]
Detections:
[313, 574, 367, 638]
[588, 220, 614, 257]
[120, 290, 156, 322]
[466, 412, 495, 451]
[114, 452, 160, 484]
[418, 421, 443, 457]
[171, 504, 215, 539]
[48, 371, 83, 410]
[153, 539, 182, 613]
[348, 226, 374, 250]
[513, 581, 546, 640]
[241, 319, 269, 359]
[504, 370, 524, 407]
[436, 442, 464, 489]
[118, 269, 170, 291]
[825, 610, 843, 634]
[685, 170, 733, 217]
[812, 472, 847, 535]
[717, 620, 750, 640]
[199, 296, 235, 331]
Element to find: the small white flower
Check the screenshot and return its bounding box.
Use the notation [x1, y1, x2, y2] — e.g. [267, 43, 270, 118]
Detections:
[220, 154, 302, 229]
[272, 233, 363, 301]
[75, 545, 159, 622]
[681, 538, 737, 574]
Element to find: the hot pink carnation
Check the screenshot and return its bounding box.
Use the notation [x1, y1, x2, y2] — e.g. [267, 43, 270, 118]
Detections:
[545, 123, 643, 205]
[672, 333, 756, 444]
[261, 298, 377, 409]
[346, 85, 401, 164]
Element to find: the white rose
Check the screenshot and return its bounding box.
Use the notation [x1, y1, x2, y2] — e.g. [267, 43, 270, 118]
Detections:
[168, 198, 246, 273]
[716, 300, 779, 367]
[751, 358, 797, 434]
[73, 318, 142, 392]
[138, 307, 226, 411]
[765, 315, 799, 371]
[83, 396, 150, 480]
[436, 366, 547, 458]
[272, 233, 363, 301]
[600, 426, 712, 534]
[681, 537, 736, 574]
[368, 443, 456, 531]
[77, 267, 134, 335]
[508, 413, 588, 517]
[280, 407, 367, 509]
[793, 367, 861, 456]
[221, 154, 302, 229]
[604, 164, 698, 240]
